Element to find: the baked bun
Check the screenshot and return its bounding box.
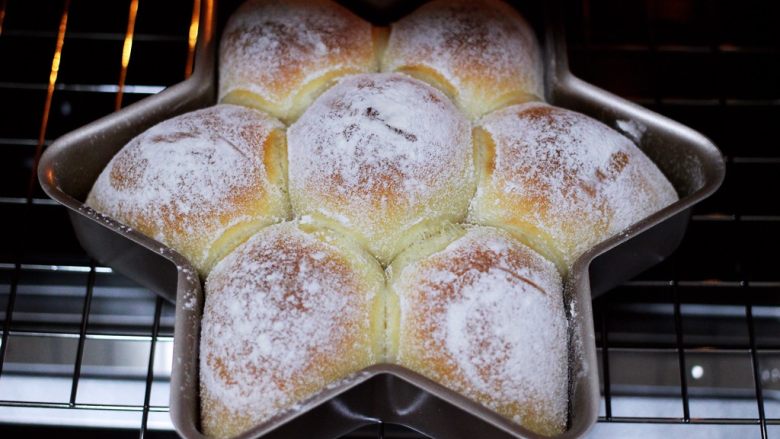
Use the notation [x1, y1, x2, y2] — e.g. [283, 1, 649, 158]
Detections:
[387, 225, 568, 436]
[287, 73, 474, 265]
[468, 102, 679, 273]
[86, 104, 289, 277]
[219, 0, 381, 124]
[381, 0, 543, 119]
[200, 221, 385, 438]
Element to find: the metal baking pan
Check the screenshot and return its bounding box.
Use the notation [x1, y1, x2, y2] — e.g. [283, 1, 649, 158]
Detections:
[37, 0, 725, 438]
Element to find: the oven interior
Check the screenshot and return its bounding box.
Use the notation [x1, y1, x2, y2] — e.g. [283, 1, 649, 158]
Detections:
[0, 0, 779, 438]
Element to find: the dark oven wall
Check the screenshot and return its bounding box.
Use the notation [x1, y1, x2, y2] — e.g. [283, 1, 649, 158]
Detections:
[0, 1, 778, 438]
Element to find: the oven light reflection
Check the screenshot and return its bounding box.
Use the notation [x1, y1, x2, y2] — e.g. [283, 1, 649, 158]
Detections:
[691, 365, 704, 380]
[116, 0, 139, 110]
[185, 0, 202, 78]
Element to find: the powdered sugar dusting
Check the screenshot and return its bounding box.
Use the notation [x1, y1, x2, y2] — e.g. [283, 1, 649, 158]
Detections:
[219, 0, 376, 115]
[469, 102, 678, 270]
[200, 222, 380, 437]
[287, 73, 473, 262]
[616, 118, 647, 143]
[86, 104, 287, 275]
[383, 0, 543, 117]
[392, 226, 568, 434]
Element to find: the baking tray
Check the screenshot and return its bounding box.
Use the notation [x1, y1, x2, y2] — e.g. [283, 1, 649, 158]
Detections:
[37, 0, 725, 438]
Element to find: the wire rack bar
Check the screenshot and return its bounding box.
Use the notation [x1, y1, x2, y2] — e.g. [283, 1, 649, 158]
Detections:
[672, 282, 691, 422]
[140, 297, 163, 439]
[0, 400, 168, 412]
[746, 304, 768, 439]
[2, 331, 173, 343]
[599, 305, 612, 420]
[0, 265, 21, 378]
[68, 261, 96, 406]
[595, 417, 778, 425]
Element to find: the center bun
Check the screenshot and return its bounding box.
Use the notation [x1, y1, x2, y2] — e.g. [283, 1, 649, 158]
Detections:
[287, 72, 475, 265]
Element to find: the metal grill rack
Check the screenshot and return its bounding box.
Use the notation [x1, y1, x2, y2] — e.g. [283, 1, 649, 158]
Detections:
[0, 0, 195, 437]
[0, 0, 778, 438]
[567, 0, 780, 438]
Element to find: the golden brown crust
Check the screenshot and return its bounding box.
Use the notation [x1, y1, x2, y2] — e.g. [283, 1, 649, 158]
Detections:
[388, 226, 568, 435]
[287, 73, 474, 265]
[219, 0, 379, 123]
[200, 222, 385, 438]
[382, 0, 543, 119]
[371, 26, 390, 67]
[468, 103, 678, 273]
[86, 104, 290, 277]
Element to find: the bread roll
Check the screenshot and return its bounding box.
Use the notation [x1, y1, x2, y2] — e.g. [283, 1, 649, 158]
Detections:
[381, 0, 543, 119]
[200, 221, 385, 438]
[219, 0, 381, 124]
[387, 225, 568, 436]
[468, 102, 679, 274]
[287, 73, 474, 265]
[86, 104, 289, 277]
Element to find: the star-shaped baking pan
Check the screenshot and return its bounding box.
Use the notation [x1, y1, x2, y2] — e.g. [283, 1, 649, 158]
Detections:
[38, 0, 724, 438]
